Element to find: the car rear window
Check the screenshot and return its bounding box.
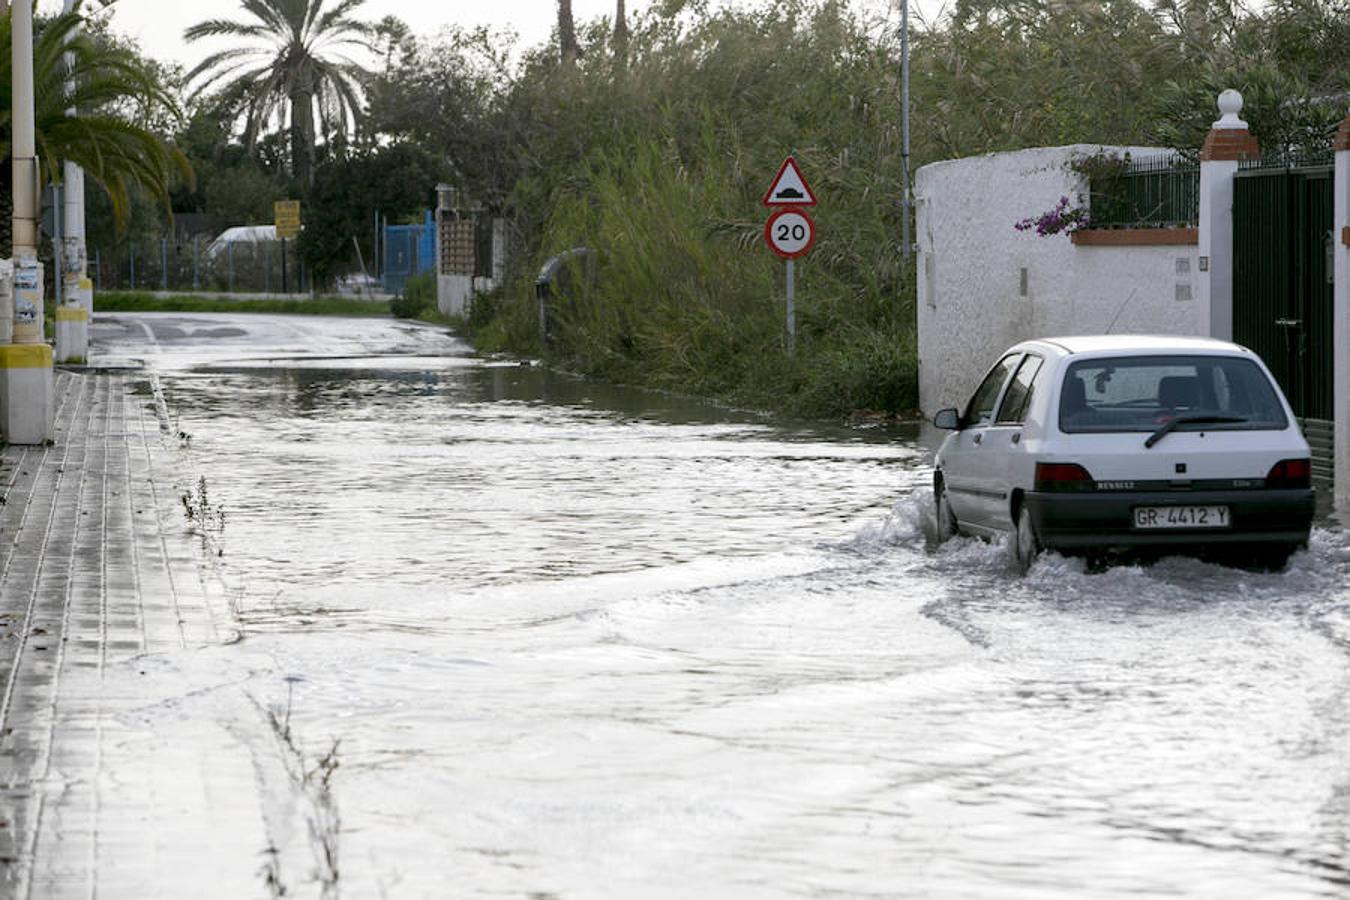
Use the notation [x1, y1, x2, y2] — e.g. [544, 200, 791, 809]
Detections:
[1058, 355, 1289, 433]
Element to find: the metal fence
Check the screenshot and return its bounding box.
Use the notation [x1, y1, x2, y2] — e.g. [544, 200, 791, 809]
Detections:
[1088, 154, 1200, 229]
[1238, 147, 1335, 172]
[91, 237, 308, 294]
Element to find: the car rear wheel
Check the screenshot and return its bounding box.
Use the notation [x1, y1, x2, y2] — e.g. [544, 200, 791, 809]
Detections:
[1011, 505, 1041, 574]
[1249, 544, 1298, 572]
[935, 480, 959, 542]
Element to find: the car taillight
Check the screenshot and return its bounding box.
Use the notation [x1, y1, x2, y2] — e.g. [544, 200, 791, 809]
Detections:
[1034, 462, 1095, 492]
[1265, 458, 1311, 489]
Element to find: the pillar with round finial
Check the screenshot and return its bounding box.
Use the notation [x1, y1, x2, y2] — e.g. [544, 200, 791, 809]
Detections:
[1200, 88, 1260, 162]
[1333, 103, 1350, 507]
[1197, 89, 1259, 345]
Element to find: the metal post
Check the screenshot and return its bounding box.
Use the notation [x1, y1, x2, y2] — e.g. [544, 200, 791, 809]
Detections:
[10, 0, 43, 344]
[161, 237, 168, 290]
[1, 0, 54, 443]
[62, 0, 90, 316]
[786, 259, 796, 356]
[228, 242, 235, 293]
[900, 0, 911, 262]
[352, 235, 372, 299]
[10, 0, 38, 264]
[192, 237, 199, 290]
[281, 237, 288, 295]
[130, 244, 136, 290]
[53, 183, 63, 308]
[95, 248, 100, 291]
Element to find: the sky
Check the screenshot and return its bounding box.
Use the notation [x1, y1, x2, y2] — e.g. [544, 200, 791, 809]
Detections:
[37, 0, 647, 68]
[36, 0, 919, 73]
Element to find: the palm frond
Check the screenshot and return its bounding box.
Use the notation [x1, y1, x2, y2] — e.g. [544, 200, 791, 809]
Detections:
[183, 0, 374, 179]
[184, 20, 276, 43]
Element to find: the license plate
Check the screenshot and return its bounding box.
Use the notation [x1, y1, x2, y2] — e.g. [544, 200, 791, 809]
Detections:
[1133, 505, 1230, 529]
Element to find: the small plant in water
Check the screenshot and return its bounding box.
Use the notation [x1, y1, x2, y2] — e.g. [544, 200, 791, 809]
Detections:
[181, 476, 226, 542]
[170, 411, 192, 447]
[260, 678, 341, 899]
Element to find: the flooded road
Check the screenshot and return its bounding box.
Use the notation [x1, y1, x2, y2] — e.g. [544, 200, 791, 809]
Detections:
[93, 313, 1350, 898]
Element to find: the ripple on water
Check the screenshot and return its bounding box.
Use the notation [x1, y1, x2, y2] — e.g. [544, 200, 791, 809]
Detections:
[113, 332, 1350, 900]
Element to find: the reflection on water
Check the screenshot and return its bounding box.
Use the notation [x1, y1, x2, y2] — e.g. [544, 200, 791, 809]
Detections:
[100, 317, 1350, 899]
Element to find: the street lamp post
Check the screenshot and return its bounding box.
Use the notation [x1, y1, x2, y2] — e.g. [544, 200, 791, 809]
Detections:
[55, 0, 90, 364]
[1, 0, 56, 444]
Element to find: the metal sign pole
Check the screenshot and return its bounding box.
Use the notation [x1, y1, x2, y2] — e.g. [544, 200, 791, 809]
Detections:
[762, 156, 816, 357]
[53, 183, 63, 308]
[901, 0, 911, 262]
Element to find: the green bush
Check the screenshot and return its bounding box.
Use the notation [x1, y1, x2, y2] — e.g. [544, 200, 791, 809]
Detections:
[456, 3, 920, 417]
[390, 271, 436, 319]
[481, 109, 918, 417]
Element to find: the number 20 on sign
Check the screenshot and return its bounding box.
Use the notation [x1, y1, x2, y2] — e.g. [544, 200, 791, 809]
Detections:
[762, 156, 817, 355]
[763, 209, 816, 259]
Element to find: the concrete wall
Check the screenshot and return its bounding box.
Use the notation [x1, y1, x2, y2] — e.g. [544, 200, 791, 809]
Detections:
[916, 145, 1204, 415]
[438, 274, 474, 317]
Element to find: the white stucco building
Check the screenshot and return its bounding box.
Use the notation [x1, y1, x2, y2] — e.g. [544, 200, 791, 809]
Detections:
[915, 144, 1203, 415]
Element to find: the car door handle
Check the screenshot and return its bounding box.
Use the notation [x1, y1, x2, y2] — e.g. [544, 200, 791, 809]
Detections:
[1011, 433, 1021, 444]
[972, 433, 983, 445]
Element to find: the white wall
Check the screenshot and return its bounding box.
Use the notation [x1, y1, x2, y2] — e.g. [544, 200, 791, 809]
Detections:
[916, 145, 1206, 415]
[438, 274, 474, 316]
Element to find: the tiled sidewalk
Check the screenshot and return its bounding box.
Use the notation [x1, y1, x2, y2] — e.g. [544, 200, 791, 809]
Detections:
[0, 373, 273, 898]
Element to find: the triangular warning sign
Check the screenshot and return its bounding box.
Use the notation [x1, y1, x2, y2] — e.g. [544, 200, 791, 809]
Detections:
[762, 156, 817, 207]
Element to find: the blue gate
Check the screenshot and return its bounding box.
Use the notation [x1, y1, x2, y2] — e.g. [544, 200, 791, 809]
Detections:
[382, 210, 437, 295]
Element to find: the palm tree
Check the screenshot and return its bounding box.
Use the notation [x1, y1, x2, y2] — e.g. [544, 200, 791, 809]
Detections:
[0, 8, 186, 233]
[185, 0, 375, 187]
[613, 0, 628, 72]
[558, 0, 577, 70]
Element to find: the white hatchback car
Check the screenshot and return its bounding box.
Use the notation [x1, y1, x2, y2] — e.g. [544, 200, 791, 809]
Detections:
[932, 335, 1315, 571]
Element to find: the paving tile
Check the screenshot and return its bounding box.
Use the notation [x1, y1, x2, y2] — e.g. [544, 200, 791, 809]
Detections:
[0, 373, 271, 898]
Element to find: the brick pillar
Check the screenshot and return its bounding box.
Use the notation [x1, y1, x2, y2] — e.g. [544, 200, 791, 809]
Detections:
[1334, 113, 1350, 506]
[1198, 89, 1259, 342]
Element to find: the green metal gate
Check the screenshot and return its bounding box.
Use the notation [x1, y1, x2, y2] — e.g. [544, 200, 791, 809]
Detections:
[1232, 162, 1334, 484]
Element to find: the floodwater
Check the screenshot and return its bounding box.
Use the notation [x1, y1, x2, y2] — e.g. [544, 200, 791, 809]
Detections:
[93, 313, 1350, 898]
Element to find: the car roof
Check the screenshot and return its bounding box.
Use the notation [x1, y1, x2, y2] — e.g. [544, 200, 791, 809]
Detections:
[1017, 334, 1251, 357]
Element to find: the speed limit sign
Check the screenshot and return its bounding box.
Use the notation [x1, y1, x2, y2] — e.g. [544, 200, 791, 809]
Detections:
[764, 208, 816, 259]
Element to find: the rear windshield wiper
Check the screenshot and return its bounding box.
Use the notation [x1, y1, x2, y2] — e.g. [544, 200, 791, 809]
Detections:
[1144, 414, 1249, 448]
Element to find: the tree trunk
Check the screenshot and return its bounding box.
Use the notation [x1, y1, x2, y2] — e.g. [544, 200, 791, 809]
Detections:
[558, 0, 577, 70]
[613, 0, 629, 73]
[289, 87, 316, 187]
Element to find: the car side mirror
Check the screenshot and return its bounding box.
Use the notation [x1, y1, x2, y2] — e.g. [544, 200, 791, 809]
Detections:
[933, 408, 960, 430]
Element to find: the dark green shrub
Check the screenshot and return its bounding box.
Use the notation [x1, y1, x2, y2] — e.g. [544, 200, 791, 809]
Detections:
[391, 271, 435, 319]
